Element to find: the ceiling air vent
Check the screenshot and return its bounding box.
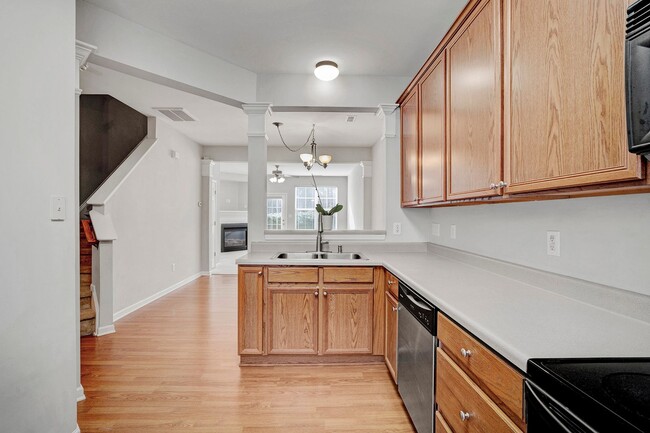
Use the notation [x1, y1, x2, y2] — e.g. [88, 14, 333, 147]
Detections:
[153, 107, 197, 122]
[346, 115, 356, 123]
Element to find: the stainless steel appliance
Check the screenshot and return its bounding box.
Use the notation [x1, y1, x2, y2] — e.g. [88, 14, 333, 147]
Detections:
[397, 281, 437, 433]
[626, 0, 650, 158]
[526, 358, 650, 433]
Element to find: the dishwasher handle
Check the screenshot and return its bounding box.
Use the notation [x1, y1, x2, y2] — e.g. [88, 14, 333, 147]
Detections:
[406, 293, 433, 312]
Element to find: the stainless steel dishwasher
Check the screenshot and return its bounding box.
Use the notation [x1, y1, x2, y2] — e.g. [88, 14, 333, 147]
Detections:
[397, 281, 437, 433]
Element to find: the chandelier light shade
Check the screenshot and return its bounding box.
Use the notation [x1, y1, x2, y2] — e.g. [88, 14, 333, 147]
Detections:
[269, 165, 287, 183]
[314, 60, 339, 81]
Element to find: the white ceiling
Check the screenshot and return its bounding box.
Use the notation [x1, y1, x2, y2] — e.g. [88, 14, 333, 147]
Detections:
[221, 162, 358, 177]
[81, 64, 383, 147]
[82, 0, 468, 77]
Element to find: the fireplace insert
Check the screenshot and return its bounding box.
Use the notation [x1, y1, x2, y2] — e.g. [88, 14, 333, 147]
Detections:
[221, 223, 247, 252]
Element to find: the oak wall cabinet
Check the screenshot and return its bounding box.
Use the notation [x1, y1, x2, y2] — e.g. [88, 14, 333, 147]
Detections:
[398, 0, 646, 208]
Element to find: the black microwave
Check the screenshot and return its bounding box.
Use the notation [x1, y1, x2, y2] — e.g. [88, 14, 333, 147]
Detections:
[626, 0, 650, 159]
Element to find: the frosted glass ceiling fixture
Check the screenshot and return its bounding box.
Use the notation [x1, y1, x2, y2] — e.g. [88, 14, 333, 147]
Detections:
[269, 165, 286, 183]
[314, 60, 339, 81]
[272, 122, 332, 170]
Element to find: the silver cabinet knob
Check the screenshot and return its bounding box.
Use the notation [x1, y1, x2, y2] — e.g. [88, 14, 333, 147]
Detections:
[258, 271, 263, 276]
[392, 306, 398, 312]
[314, 291, 319, 297]
[460, 348, 472, 358]
[489, 183, 498, 190]
[460, 411, 472, 421]
[497, 181, 508, 188]
[387, 280, 393, 286]
[323, 291, 328, 297]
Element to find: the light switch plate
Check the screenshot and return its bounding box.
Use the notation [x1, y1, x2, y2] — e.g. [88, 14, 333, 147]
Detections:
[50, 196, 66, 221]
[392, 222, 402, 235]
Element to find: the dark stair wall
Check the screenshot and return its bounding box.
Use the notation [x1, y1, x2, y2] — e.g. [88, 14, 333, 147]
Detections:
[80, 95, 148, 203]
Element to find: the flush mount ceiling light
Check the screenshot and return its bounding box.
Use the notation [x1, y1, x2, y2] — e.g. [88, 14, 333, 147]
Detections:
[269, 165, 286, 183]
[314, 60, 339, 81]
[272, 122, 333, 170]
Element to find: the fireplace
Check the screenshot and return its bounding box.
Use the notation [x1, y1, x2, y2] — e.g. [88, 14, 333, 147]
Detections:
[221, 223, 248, 252]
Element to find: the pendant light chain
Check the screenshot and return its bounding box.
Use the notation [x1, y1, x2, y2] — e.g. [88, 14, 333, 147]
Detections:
[273, 122, 313, 153]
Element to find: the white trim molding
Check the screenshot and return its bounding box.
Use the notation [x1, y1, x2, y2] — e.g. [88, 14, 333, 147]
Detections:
[376, 103, 399, 138]
[113, 273, 203, 322]
[72, 426, 81, 433]
[76, 385, 86, 402]
[96, 325, 116, 336]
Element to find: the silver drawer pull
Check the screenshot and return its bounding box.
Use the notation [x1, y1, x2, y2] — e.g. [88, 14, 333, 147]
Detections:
[460, 411, 472, 421]
[392, 306, 398, 312]
[460, 348, 472, 358]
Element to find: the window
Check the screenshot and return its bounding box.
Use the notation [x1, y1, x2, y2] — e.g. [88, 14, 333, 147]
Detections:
[295, 186, 338, 230]
[266, 195, 285, 230]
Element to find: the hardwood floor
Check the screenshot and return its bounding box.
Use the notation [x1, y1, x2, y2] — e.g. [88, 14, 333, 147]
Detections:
[78, 275, 415, 432]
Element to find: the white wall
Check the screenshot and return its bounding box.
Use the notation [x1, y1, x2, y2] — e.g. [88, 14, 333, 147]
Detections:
[106, 121, 202, 314]
[0, 1, 77, 432]
[348, 164, 364, 229]
[219, 180, 248, 211]
[202, 145, 373, 164]
[429, 194, 650, 297]
[76, 0, 256, 104]
[257, 74, 410, 107]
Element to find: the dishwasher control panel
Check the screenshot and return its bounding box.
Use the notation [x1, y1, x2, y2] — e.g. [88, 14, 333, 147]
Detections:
[398, 282, 437, 335]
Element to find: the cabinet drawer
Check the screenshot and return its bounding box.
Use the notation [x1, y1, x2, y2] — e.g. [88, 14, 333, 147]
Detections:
[267, 267, 319, 284]
[384, 270, 399, 297]
[435, 411, 453, 433]
[323, 267, 374, 283]
[438, 313, 524, 425]
[436, 348, 522, 433]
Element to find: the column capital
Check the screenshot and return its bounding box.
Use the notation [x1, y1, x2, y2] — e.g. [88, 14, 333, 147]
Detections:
[242, 103, 273, 116]
[201, 159, 215, 177]
[376, 103, 399, 138]
[75, 40, 96, 66]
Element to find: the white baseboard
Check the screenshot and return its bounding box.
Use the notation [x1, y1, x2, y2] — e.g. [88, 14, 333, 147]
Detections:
[95, 325, 116, 336]
[201, 271, 211, 276]
[76, 385, 85, 402]
[113, 272, 202, 322]
[72, 425, 80, 433]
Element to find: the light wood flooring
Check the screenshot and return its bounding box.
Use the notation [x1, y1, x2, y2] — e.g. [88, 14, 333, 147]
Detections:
[78, 275, 415, 432]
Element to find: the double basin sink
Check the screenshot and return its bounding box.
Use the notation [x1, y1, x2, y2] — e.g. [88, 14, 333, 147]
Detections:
[274, 252, 367, 261]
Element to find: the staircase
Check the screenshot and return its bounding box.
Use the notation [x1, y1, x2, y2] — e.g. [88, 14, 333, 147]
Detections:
[80, 220, 96, 337]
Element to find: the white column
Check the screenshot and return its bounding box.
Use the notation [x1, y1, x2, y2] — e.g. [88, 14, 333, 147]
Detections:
[200, 159, 215, 272]
[74, 40, 95, 404]
[373, 104, 399, 232]
[242, 103, 272, 247]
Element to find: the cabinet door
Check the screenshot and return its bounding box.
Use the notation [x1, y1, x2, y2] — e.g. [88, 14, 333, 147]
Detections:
[267, 287, 319, 355]
[322, 286, 374, 355]
[238, 266, 264, 355]
[504, 0, 642, 193]
[401, 88, 420, 206]
[384, 291, 398, 383]
[419, 55, 446, 204]
[447, 0, 502, 200]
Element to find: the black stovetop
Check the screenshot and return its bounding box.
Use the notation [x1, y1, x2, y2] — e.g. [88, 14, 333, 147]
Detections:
[527, 358, 650, 433]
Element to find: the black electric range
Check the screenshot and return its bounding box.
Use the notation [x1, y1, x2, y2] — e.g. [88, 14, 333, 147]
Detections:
[526, 358, 650, 433]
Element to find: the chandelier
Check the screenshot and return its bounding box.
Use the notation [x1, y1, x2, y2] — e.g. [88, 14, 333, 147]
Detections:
[272, 122, 332, 170]
[268, 165, 286, 183]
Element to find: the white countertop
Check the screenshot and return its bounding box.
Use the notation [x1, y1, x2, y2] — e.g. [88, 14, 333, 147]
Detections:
[237, 248, 650, 372]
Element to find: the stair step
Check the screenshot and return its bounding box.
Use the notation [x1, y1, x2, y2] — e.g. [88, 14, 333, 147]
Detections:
[80, 285, 92, 298]
[80, 296, 92, 310]
[80, 307, 95, 321]
[80, 318, 95, 337]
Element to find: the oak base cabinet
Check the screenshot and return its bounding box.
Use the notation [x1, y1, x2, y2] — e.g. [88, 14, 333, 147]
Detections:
[384, 291, 398, 383]
[237, 266, 264, 355]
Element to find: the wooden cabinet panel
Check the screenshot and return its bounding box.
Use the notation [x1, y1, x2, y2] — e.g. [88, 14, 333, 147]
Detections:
[268, 287, 318, 355]
[384, 291, 398, 383]
[267, 267, 319, 284]
[323, 267, 374, 283]
[419, 55, 446, 204]
[446, 0, 503, 200]
[435, 411, 454, 433]
[436, 348, 522, 433]
[401, 88, 420, 206]
[438, 314, 524, 426]
[322, 286, 374, 355]
[384, 270, 399, 298]
[504, 0, 642, 193]
[238, 267, 264, 355]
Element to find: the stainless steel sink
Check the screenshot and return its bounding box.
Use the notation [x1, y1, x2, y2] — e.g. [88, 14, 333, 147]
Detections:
[273, 252, 367, 260]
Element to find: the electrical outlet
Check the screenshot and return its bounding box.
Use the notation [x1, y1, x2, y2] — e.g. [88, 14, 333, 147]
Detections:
[547, 231, 560, 256]
[172, 263, 176, 272]
[392, 222, 402, 235]
[450, 225, 457, 239]
[432, 223, 441, 237]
